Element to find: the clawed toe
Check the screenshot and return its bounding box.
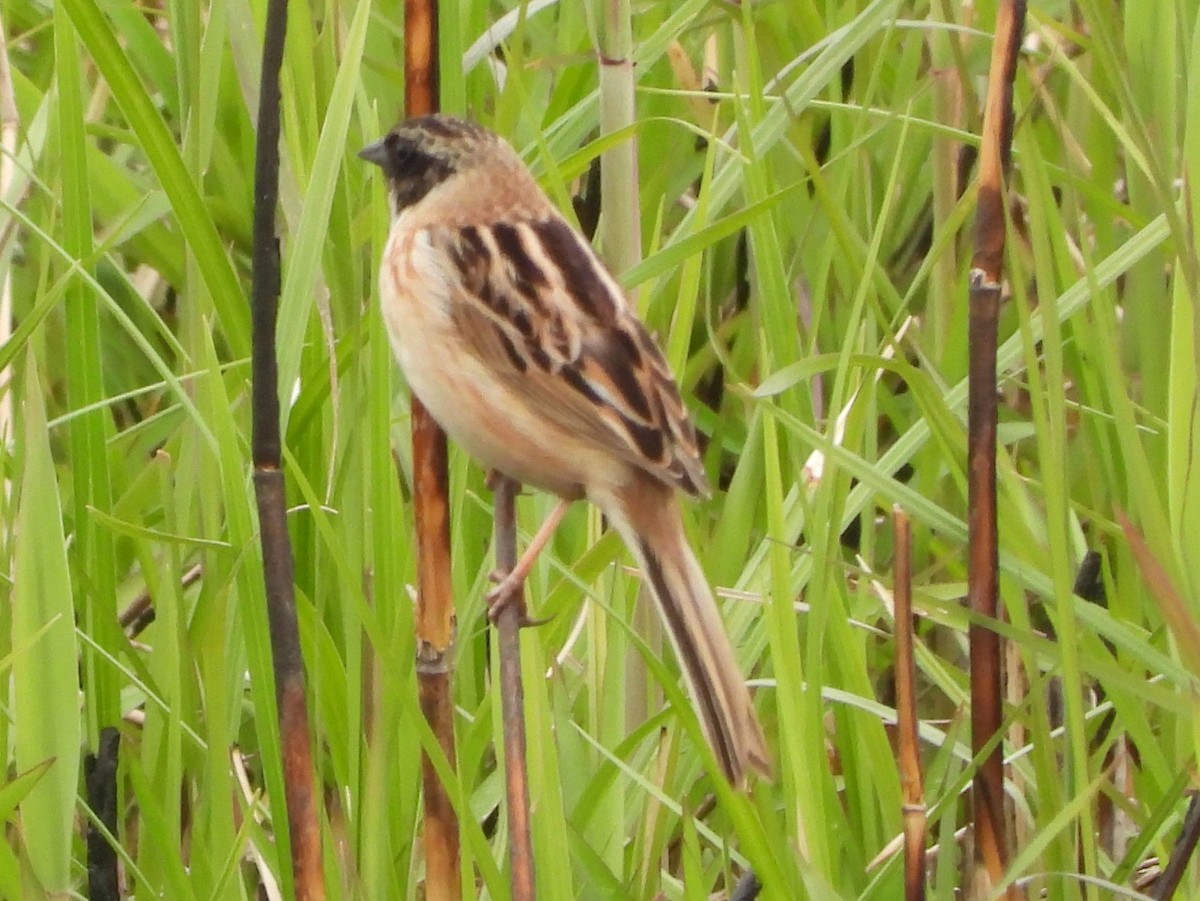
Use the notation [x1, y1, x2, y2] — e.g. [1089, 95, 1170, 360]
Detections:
[482, 497, 573, 629]
[486, 572, 521, 603]
[485, 572, 521, 620]
[485, 576, 551, 628]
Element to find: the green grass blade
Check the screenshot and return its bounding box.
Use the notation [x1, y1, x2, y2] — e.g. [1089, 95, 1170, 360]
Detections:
[13, 352, 81, 893]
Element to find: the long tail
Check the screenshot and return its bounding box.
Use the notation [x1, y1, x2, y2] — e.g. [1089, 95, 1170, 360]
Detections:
[597, 479, 771, 786]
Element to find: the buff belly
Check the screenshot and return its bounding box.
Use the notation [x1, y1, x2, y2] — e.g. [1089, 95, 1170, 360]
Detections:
[380, 228, 612, 500]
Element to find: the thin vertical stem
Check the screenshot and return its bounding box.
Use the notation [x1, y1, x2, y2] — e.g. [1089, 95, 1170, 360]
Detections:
[596, 0, 651, 757]
[966, 1, 1025, 896]
[893, 508, 925, 901]
[401, 2, 461, 898]
[597, 0, 640, 280]
[249, 0, 324, 896]
[492, 477, 536, 900]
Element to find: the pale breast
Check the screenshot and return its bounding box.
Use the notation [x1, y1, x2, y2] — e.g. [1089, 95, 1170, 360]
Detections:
[379, 222, 625, 499]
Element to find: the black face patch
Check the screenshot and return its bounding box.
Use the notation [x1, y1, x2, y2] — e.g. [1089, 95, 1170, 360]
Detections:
[383, 133, 455, 210]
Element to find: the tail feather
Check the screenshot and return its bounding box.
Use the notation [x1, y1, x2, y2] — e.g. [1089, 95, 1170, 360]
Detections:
[598, 481, 771, 785]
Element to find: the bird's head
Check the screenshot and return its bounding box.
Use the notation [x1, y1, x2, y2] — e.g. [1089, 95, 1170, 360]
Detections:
[359, 115, 498, 212]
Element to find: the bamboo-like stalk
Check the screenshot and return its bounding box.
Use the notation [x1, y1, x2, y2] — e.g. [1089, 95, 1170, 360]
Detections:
[249, 0, 324, 897]
[892, 508, 926, 901]
[492, 477, 537, 900]
[966, 1, 1025, 896]
[596, 0, 653, 747]
[401, 3, 461, 899]
[597, 0, 641, 280]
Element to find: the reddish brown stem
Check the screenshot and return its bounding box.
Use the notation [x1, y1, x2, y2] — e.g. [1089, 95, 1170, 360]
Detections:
[965, 272, 1005, 888]
[254, 473, 325, 899]
[893, 508, 925, 901]
[409, 409, 459, 901]
[966, 1, 1025, 896]
[416, 647, 459, 901]
[249, 0, 324, 893]
[402, 3, 460, 898]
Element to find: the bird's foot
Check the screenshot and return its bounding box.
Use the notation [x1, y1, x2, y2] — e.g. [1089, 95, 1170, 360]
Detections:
[485, 569, 551, 628]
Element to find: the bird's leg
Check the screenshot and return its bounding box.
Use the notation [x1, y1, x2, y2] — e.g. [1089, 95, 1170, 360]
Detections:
[487, 497, 572, 624]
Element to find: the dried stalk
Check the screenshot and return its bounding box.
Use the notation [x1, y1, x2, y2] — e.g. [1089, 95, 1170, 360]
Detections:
[401, 2, 461, 898]
[966, 1, 1025, 896]
[249, 0, 323, 896]
[893, 507, 926, 900]
[492, 477, 536, 900]
[597, 0, 654, 740]
[118, 563, 203, 638]
[1152, 793, 1200, 900]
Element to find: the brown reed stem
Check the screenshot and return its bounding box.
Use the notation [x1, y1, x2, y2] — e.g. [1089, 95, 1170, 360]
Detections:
[966, 1, 1025, 896]
[893, 507, 925, 901]
[249, 0, 324, 895]
[491, 477, 537, 900]
[401, 3, 461, 898]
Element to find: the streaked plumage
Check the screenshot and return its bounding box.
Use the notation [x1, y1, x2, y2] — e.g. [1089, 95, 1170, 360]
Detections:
[362, 114, 769, 784]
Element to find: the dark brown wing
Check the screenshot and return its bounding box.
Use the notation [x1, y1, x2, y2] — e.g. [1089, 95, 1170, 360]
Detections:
[431, 215, 709, 497]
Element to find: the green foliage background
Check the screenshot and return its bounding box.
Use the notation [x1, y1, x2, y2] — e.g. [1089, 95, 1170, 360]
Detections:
[1, 0, 1198, 898]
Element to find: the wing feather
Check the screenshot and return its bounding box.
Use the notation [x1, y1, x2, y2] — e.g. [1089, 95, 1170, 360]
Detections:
[427, 217, 709, 497]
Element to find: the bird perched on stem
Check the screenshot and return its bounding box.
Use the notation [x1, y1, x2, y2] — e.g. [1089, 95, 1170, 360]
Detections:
[361, 114, 770, 785]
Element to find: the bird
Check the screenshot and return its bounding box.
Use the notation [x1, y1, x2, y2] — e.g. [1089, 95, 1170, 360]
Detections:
[360, 114, 770, 785]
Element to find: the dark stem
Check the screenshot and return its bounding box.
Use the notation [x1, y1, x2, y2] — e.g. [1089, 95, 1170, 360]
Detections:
[729, 870, 761, 901]
[492, 476, 537, 900]
[250, 0, 323, 896]
[84, 727, 120, 901]
[966, 274, 1006, 888]
[1153, 792, 1200, 900]
[893, 508, 926, 901]
[250, 0, 285, 468]
[119, 563, 202, 638]
[965, 1, 1025, 894]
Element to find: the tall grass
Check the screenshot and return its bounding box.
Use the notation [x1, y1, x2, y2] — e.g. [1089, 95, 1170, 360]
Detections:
[1, 0, 1197, 898]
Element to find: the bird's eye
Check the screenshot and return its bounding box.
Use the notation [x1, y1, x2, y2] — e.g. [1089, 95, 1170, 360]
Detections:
[384, 133, 405, 162]
[386, 133, 427, 174]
